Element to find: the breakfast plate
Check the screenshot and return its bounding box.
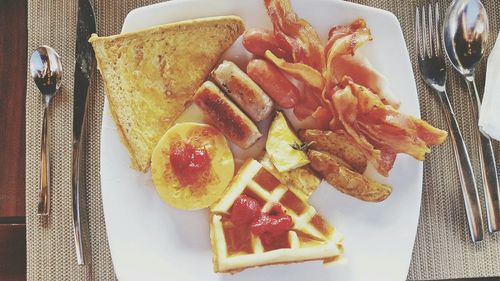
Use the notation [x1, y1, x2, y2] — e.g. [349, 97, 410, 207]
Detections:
[100, 0, 423, 280]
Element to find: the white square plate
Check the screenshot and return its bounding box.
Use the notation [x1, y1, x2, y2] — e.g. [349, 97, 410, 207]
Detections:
[100, 0, 421, 280]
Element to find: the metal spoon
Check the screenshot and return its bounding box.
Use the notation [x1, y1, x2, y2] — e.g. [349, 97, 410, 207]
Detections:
[30, 46, 63, 216]
[443, 0, 500, 233]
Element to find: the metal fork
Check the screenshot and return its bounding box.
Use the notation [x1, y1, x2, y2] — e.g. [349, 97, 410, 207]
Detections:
[416, 3, 484, 242]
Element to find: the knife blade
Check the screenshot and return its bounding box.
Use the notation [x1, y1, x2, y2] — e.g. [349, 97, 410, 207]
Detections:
[72, 0, 96, 266]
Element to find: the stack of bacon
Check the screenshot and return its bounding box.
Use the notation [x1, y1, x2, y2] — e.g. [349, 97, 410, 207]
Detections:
[242, 0, 447, 177]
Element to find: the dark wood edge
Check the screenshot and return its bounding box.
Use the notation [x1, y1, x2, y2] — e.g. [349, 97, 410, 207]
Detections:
[0, 217, 26, 225]
[0, 224, 26, 280]
[0, 0, 27, 217]
[0, 0, 28, 280]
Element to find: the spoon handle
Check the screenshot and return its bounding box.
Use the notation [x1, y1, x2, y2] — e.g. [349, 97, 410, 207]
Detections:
[438, 90, 484, 242]
[466, 78, 500, 233]
[38, 104, 50, 215]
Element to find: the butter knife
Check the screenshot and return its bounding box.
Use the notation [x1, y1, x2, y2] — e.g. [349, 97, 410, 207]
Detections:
[72, 0, 96, 265]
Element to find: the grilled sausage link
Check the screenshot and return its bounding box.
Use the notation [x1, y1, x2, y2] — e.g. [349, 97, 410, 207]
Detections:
[193, 81, 262, 149]
[246, 59, 300, 109]
[212, 61, 274, 122]
[242, 28, 291, 60]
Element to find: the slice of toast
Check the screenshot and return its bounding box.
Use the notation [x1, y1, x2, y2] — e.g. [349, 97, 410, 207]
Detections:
[90, 16, 245, 172]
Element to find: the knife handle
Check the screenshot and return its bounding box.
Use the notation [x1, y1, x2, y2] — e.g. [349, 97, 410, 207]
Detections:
[465, 78, 500, 233]
[38, 104, 50, 216]
[478, 133, 500, 232]
[72, 139, 86, 265]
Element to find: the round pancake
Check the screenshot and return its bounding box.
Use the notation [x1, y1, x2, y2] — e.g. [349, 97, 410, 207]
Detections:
[151, 122, 234, 210]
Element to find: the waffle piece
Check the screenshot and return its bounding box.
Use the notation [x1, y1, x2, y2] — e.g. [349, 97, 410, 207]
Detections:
[210, 159, 343, 273]
[259, 152, 320, 201]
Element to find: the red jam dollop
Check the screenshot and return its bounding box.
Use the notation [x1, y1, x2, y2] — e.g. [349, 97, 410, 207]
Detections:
[250, 203, 293, 237]
[230, 195, 293, 239]
[169, 142, 210, 186]
[230, 195, 262, 225]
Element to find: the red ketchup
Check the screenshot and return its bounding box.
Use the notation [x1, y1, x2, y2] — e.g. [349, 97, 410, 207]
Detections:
[230, 195, 261, 225]
[169, 143, 210, 186]
[250, 203, 293, 237]
[230, 195, 293, 239]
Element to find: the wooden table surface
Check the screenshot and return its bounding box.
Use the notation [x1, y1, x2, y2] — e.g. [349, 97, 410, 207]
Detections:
[0, 0, 27, 280]
[0, 1, 497, 280]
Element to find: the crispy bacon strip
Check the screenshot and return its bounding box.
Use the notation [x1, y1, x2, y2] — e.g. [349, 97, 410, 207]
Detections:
[334, 77, 447, 162]
[310, 106, 332, 129]
[293, 86, 332, 129]
[411, 117, 448, 146]
[332, 55, 400, 109]
[328, 19, 368, 40]
[324, 19, 401, 109]
[265, 50, 325, 90]
[324, 19, 372, 79]
[293, 85, 322, 119]
[321, 19, 373, 125]
[332, 84, 395, 176]
[264, 0, 324, 71]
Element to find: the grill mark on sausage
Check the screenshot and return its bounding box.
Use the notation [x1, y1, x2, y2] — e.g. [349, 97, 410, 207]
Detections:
[194, 88, 248, 142]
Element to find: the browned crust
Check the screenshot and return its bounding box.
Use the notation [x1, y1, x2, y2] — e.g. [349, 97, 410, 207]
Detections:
[94, 47, 145, 171]
[89, 16, 245, 44]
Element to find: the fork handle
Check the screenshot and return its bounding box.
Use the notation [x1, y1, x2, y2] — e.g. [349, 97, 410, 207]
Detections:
[438, 90, 484, 242]
[465, 78, 500, 233]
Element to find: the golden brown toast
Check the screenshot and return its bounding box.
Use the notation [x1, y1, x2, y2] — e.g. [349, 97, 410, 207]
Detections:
[90, 16, 245, 171]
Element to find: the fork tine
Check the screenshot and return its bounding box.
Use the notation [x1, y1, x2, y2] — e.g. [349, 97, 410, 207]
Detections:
[434, 2, 441, 56]
[421, 5, 429, 58]
[416, 3, 447, 90]
[428, 4, 435, 56]
[415, 6, 422, 60]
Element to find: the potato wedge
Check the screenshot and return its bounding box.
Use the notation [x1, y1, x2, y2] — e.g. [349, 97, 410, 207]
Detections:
[308, 150, 391, 202]
[299, 129, 367, 173]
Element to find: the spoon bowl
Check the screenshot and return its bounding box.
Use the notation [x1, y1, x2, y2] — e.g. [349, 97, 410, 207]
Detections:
[30, 45, 63, 216]
[443, 0, 489, 78]
[30, 46, 63, 100]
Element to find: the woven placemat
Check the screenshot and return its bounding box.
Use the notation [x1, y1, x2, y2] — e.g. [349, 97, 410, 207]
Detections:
[25, 0, 500, 280]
